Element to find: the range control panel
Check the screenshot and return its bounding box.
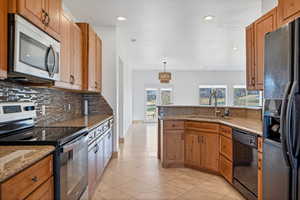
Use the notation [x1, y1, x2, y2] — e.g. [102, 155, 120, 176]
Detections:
[0, 102, 36, 123]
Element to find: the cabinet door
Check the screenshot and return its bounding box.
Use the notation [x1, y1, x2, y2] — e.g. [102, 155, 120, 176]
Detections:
[17, 0, 46, 31]
[278, 0, 300, 25]
[56, 13, 71, 87]
[254, 8, 277, 90]
[25, 177, 54, 200]
[219, 155, 233, 184]
[201, 133, 219, 172]
[44, 0, 61, 40]
[165, 130, 184, 163]
[185, 133, 201, 167]
[95, 36, 102, 92]
[258, 152, 263, 200]
[0, 0, 7, 79]
[96, 139, 105, 180]
[71, 23, 83, 89]
[88, 147, 97, 199]
[246, 24, 255, 90]
[88, 28, 96, 91]
[220, 135, 233, 161]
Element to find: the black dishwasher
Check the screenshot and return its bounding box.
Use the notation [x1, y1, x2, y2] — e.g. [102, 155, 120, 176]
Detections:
[233, 129, 258, 200]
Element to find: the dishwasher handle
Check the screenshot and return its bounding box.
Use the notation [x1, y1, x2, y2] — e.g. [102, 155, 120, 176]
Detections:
[233, 129, 258, 148]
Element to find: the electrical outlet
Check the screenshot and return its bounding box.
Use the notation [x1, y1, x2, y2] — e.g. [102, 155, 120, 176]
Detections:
[42, 105, 46, 116]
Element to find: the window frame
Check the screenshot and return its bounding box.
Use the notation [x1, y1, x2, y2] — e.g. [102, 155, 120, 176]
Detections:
[232, 85, 263, 107]
[199, 85, 228, 106]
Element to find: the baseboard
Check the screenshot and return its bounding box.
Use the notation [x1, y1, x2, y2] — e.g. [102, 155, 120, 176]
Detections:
[112, 151, 118, 158]
[119, 138, 125, 143]
[132, 120, 143, 124]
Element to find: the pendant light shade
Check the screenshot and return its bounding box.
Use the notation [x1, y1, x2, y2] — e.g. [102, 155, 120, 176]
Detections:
[159, 60, 171, 83]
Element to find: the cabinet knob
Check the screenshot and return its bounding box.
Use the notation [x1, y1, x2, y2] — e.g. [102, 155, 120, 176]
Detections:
[31, 176, 38, 182]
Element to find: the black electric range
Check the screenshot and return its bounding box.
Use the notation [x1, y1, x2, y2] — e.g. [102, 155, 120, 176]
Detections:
[0, 103, 89, 200]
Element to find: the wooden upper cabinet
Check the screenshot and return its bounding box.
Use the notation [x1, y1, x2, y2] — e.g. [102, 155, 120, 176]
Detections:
[246, 24, 255, 90]
[9, 0, 61, 41]
[0, 0, 7, 79]
[55, 13, 82, 91]
[95, 36, 102, 92]
[278, 0, 300, 26]
[77, 23, 102, 93]
[254, 8, 277, 90]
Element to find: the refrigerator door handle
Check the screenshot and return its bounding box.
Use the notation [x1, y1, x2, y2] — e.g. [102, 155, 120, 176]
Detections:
[286, 82, 298, 167]
[281, 82, 293, 166]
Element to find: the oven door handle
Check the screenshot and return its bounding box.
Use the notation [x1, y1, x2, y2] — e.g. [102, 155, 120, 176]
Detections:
[63, 135, 87, 153]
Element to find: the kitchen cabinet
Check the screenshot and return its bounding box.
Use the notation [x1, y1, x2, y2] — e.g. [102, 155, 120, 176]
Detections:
[163, 130, 184, 167]
[246, 24, 256, 90]
[55, 13, 82, 90]
[88, 143, 97, 200]
[278, 0, 300, 26]
[220, 135, 233, 161]
[0, 155, 53, 200]
[246, 8, 277, 90]
[77, 23, 102, 93]
[201, 132, 219, 172]
[219, 155, 233, 184]
[258, 152, 263, 200]
[96, 137, 105, 180]
[185, 132, 201, 167]
[9, 0, 61, 41]
[104, 131, 113, 167]
[0, 0, 7, 79]
[219, 126, 233, 183]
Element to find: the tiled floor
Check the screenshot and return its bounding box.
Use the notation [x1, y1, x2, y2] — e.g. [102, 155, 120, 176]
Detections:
[93, 123, 245, 200]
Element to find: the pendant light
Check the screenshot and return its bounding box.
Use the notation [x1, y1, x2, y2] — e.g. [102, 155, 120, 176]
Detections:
[159, 59, 171, 83]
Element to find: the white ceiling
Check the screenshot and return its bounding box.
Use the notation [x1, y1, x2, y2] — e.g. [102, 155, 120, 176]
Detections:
[64, 0, 262, 71]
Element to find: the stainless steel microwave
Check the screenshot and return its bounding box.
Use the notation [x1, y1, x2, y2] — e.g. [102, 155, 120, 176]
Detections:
[8, 14, 60, 82]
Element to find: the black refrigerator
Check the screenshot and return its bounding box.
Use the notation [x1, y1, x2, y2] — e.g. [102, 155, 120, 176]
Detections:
[263, 18, 300, 200]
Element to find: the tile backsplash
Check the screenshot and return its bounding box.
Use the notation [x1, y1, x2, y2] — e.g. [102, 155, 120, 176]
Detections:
[0, 80, 113, 125]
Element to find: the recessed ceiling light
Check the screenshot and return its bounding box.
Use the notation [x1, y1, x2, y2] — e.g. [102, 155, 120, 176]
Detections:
[203, 15, 215, 21]
[117, 16, 127, 21]
[233, 47, 238, 51]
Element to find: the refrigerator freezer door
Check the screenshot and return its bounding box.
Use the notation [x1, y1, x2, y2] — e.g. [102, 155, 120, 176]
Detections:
[263, 139, 290, 200]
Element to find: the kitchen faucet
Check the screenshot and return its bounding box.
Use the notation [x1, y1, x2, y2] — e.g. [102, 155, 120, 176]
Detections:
[209, 89, 221, 118]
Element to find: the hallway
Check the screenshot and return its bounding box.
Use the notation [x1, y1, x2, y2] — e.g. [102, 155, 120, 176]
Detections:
[92, 123, 245, 200]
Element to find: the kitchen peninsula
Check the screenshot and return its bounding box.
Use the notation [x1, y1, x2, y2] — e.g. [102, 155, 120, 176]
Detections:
[158, 105, 263, 200]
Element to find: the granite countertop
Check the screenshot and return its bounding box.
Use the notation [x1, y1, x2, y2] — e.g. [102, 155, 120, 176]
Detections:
[50, 114, 113, 131]
[160, 115, 263, 136]
[0, 146, 55, 182]
[157, 105, 262, 110]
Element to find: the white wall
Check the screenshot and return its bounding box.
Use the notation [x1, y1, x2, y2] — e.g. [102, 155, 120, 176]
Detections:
[133, 70, 246, 121]
[262, 0, 278, 14]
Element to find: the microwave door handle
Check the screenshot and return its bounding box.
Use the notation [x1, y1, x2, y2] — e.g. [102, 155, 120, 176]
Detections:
[45, 45, 56, 77]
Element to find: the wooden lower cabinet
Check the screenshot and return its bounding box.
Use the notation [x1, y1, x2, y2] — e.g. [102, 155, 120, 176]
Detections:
[220, 135, 233, 161]
[0, 155, 54, 200]
[219, 155, 233, 184]
[258, 152, 263, 200]
[163, 130, 184, 167]
[185, 129, 219, 173]
[25, 177, 54, 200]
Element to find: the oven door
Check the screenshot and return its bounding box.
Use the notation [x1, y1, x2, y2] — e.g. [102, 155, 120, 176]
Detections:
[60, 134, 88, 200]
[9, 14, 60, 81]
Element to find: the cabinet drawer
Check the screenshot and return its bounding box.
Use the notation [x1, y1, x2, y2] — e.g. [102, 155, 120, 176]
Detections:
[25, 177, 54, 200]
[219, 125, 232, 138]
[164, 120, 184, 130]
[1, 155, 53, 200]
[220, 135, 233, 161]
[219, 155, 233, 184]
[185, 121, 219, 133]
[258, 137, 263, 153]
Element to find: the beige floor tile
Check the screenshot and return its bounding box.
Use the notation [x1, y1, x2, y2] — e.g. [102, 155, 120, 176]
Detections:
[93, 123, 245, 200]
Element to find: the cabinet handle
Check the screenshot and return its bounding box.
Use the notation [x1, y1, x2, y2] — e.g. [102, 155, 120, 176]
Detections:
[95, 81, 98, 89]
[70, 75, 75, 84]
[31, 176, 38, 182]
[45, 12, 50, 26]
[251, 77, 255, 86]
[41, 9, 47, 25]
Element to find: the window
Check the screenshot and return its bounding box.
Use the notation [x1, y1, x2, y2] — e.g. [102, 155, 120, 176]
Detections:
[160, 88, 173, 105]
[233, 86, 262, 107]
[199, 85, 227, 106]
